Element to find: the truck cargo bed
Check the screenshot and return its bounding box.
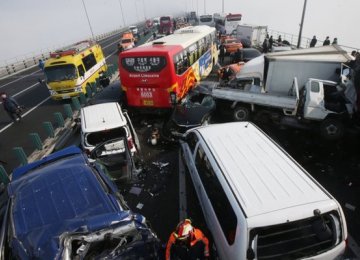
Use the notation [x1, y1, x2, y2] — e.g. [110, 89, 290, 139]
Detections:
[212, 85, 298, 110]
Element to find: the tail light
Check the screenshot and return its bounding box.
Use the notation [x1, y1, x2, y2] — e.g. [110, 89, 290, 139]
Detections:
[128, 137, 134, 150]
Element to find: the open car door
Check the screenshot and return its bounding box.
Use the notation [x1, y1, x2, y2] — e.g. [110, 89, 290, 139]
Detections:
[90, 137, 134, 183]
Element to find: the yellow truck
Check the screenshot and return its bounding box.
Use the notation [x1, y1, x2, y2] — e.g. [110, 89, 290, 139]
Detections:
[44, 40, 108, 100]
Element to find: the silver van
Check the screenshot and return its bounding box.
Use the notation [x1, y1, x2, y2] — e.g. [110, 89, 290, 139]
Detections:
[180, 122, 347, 260]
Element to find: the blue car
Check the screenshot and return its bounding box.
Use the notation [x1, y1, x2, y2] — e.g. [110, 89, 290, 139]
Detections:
[0, 146, 161, 259]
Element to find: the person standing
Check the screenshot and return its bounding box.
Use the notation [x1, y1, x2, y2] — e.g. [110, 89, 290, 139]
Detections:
[38, 59, 45, 71]
[262, 36, 270, 53]
[1, 92, 22, 122]
[309, 36, 317, 47]
[323, 36, 331, 46]
[332, 37, 338, 45]
[269, 35, 274, 50]
[219, 43, 225, 64]
[166, 219, 210, 260]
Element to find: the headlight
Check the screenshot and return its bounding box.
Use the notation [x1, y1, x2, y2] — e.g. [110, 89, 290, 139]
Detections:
[49, 90, 57, 95]
[75, 86, 82, 92]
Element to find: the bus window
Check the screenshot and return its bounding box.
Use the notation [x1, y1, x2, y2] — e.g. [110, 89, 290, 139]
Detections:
[78, 65, 85, 77]
[82, 53, 97, 71]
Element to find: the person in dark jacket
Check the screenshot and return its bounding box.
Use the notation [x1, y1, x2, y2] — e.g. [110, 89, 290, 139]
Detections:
[309, 36, 317, 47]
[323, 36, 331, 46]
[219, 44, 225, 64]
[269, 35, 274, 50]
[332, 37, 338, 45]
[1, 92, 22, 122]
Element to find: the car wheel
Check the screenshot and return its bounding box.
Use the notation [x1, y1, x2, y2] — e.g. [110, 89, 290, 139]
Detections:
[233, 106, 250, 121]
[320, 118, 344, 140]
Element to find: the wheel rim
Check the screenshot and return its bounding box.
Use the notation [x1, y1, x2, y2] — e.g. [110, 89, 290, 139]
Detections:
[235, 109, 248, 121]
[325, 123, 339, 136]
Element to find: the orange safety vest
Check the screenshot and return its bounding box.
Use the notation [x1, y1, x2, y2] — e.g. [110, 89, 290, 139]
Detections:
[165, 228, 210, 260]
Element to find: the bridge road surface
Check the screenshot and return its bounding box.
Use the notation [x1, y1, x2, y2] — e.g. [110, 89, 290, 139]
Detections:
[0, 29, 360, 257]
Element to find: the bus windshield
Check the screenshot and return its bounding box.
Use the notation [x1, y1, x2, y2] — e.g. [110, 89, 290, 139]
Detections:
[121, 39, 132, 43]
[200, 16, 212, 22]
[226, 15, 242, 21]
[44, 64, 77, 82]
[121, 56, 167, 73]
[160, 17, 171, 23]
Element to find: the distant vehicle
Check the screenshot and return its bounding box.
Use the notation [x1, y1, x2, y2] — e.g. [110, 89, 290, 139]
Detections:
[223, 38, 243, 54]
[163, 85, 215, 138]
[146, 19, 153, 28]
[118, 31, 136, 53]
[119, 25, 218, 109]
[229, 47, 262, 62]
[159, 15, 174, 34]
[224, 13, 242, 35]
[180, 122, 348, 260]
[198, 14, 215, 27]
[129, 25, 139, 36]
[0, 146, 161, 259]
[80, 102, 139, 154]
[44, 40, 109, 100]
[153, 17, 160, 27]
[231, 24, 268, 48]
[213, 12, 226, 33]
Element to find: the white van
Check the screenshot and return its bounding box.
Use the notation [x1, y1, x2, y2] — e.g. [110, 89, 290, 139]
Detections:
[80, 102, 138, 154]
[180, 122, 347, 260]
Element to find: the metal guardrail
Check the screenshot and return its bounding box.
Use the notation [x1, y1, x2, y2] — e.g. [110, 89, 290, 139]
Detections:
[267, 29, 359, 53]
[0, 28, 124, 80]
[0, 20, 146, 80]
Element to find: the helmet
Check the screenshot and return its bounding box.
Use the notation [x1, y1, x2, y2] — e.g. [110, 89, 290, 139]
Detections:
[174, 219, 194, 240]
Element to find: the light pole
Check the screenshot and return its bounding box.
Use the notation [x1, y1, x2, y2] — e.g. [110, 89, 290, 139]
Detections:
[222, 0, 224, 13]
[81, 0, 95, 38]
[204, 0, 206, 14]
[134, 0, 140, 22]
[297, 0, 308, 48]
[117, 0, 126, 27]
[142, 0, 146, 20]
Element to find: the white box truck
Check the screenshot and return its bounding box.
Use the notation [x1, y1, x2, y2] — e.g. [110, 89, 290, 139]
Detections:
[205, 45, 358, 139]
[231, 24, 268, 48]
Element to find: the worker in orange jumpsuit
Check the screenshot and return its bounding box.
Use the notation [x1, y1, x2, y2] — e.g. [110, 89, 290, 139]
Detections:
[165, 219, 210, 260]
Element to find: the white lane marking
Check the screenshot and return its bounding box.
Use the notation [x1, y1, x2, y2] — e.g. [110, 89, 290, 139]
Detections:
[0, 82, 41, 105]
[0, 69, 41, 89]
[0, 96, 51, 133]
[179, 151, 187, 221]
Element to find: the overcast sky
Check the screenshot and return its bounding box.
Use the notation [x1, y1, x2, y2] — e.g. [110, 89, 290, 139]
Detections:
[0, 0, 358, 64]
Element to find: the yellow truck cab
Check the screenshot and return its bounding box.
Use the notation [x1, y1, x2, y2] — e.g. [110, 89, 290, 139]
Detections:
[118, 31, 136, 53]
[44, 40, 108, 100]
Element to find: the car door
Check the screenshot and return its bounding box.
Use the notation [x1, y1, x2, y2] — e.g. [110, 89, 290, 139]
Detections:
[123, 111, 141, 153]
[303, 79, 329, 120]
[90, 138, 134, 183]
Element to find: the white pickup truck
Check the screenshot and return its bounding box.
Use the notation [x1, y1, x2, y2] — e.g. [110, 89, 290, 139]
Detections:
[206, 46, 358, 139]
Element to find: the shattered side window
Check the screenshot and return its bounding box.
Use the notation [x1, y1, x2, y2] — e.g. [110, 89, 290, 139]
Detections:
[186, 132, 199, 153]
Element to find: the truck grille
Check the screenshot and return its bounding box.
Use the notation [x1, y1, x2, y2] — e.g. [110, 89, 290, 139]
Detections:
[57, 89, 74, 94]
[252, 212, 341, 259]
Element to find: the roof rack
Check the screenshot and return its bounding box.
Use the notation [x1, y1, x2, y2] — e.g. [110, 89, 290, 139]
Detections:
[50, 40, 96, 58]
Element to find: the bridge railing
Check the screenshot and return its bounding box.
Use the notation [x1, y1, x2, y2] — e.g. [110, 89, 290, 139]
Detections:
[267, 29, 358, 53]
[0, 27, 125, 80]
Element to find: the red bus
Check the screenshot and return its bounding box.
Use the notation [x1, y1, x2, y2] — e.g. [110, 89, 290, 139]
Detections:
[119, 25, 218, 109]
[159, 15, 174, 35]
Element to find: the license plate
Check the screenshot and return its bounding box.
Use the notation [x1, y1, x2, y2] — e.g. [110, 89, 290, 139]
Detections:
[143, 100, 154, 106]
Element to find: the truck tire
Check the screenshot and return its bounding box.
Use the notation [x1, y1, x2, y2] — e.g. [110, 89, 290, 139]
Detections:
[320, 118, 344, 140]
[233, 106, 250, 121]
